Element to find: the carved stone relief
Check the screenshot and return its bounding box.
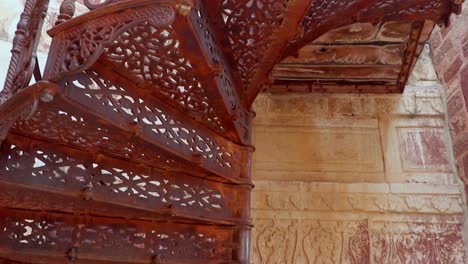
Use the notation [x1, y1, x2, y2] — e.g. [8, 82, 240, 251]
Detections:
[251, 217, 465, 263]
[251, 84, 465, 263]
[251, 219, 370, 264]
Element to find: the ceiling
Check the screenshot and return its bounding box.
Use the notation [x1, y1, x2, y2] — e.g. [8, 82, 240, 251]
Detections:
[270, 20, 435, 93]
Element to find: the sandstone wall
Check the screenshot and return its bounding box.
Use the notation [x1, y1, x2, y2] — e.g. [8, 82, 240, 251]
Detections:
[429, 3, 468, 257]
[430, 0, 468, 202]
[251, 48, 466, 263]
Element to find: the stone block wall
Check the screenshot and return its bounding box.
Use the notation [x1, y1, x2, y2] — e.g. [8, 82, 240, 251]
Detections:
[430, 1, 468, 198]
[251, 52, 466, 262]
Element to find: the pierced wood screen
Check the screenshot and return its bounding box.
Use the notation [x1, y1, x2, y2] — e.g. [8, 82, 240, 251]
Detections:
[0, 0, 461, 263]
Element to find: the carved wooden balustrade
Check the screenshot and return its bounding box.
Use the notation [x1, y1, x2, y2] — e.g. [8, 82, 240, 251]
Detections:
[0, 0, 461, 263]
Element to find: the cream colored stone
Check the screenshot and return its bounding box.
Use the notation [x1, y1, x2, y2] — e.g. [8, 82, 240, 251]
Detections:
[251, 83, 465, 262]
[253, 125, 384, 173]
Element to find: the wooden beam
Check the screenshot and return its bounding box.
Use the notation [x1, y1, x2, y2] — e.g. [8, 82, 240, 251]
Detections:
[273, 64, 401, 80]
[280, 44, 406, 65]
[285, 0, 460, 58]
[268, 82, 400, 93]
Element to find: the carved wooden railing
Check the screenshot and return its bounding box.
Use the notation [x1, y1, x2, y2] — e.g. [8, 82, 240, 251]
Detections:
[0, 0, 462, 263]
[0, 0, 49, 104]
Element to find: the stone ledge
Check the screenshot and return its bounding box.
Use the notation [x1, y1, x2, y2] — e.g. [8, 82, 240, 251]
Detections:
[252, 182, 463, 214]
[254, 85, 445, 121]
[254, 181, 461, 194]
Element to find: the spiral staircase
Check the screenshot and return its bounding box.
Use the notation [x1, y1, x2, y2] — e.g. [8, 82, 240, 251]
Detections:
[0, 0, 462, 263]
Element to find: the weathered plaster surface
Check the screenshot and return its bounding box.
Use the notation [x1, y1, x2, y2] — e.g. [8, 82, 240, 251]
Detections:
[429, 2, 468, 259]
[251, 48, 466, 263]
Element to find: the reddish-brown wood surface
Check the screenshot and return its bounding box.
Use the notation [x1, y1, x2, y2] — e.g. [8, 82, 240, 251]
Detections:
[0, 0, 461, 263]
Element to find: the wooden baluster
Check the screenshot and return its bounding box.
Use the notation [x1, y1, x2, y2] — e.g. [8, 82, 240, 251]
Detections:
[55, 0, 76, 25]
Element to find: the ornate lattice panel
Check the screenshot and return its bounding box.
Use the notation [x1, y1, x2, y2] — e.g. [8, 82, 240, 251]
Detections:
[203, 0, 288, 93]
[0, 135, 249, 223]
[0, 209, 235, 263]
[45, 1, 248, 144]
[58, 65, 246, 181]
[11, 96, 195, 173]
[11, 90, 249, 183]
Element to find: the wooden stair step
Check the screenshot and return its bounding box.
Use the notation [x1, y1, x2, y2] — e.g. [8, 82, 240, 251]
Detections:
[0, 134, 250, 225]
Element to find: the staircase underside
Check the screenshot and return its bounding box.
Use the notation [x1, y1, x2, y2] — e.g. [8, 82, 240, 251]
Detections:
[0, 0, 462, 263]
[271, 20, 435, 93]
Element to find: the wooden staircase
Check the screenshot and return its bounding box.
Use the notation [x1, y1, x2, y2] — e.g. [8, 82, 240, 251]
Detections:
[0, 0, 461, 263]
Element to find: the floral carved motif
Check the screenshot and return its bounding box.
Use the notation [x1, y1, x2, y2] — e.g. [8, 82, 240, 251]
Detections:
[251, 218, 465, 263]
[61, 23, 126, 73]
[371, 222, 466, 263]
[251, 219, 371, 264]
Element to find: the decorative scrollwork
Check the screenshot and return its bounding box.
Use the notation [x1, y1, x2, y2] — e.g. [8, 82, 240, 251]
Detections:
[83, 0, 119, 10]
[45, 4, 175, 80]
[103, 21, 227, 134]
[61, 22, 127, 73]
